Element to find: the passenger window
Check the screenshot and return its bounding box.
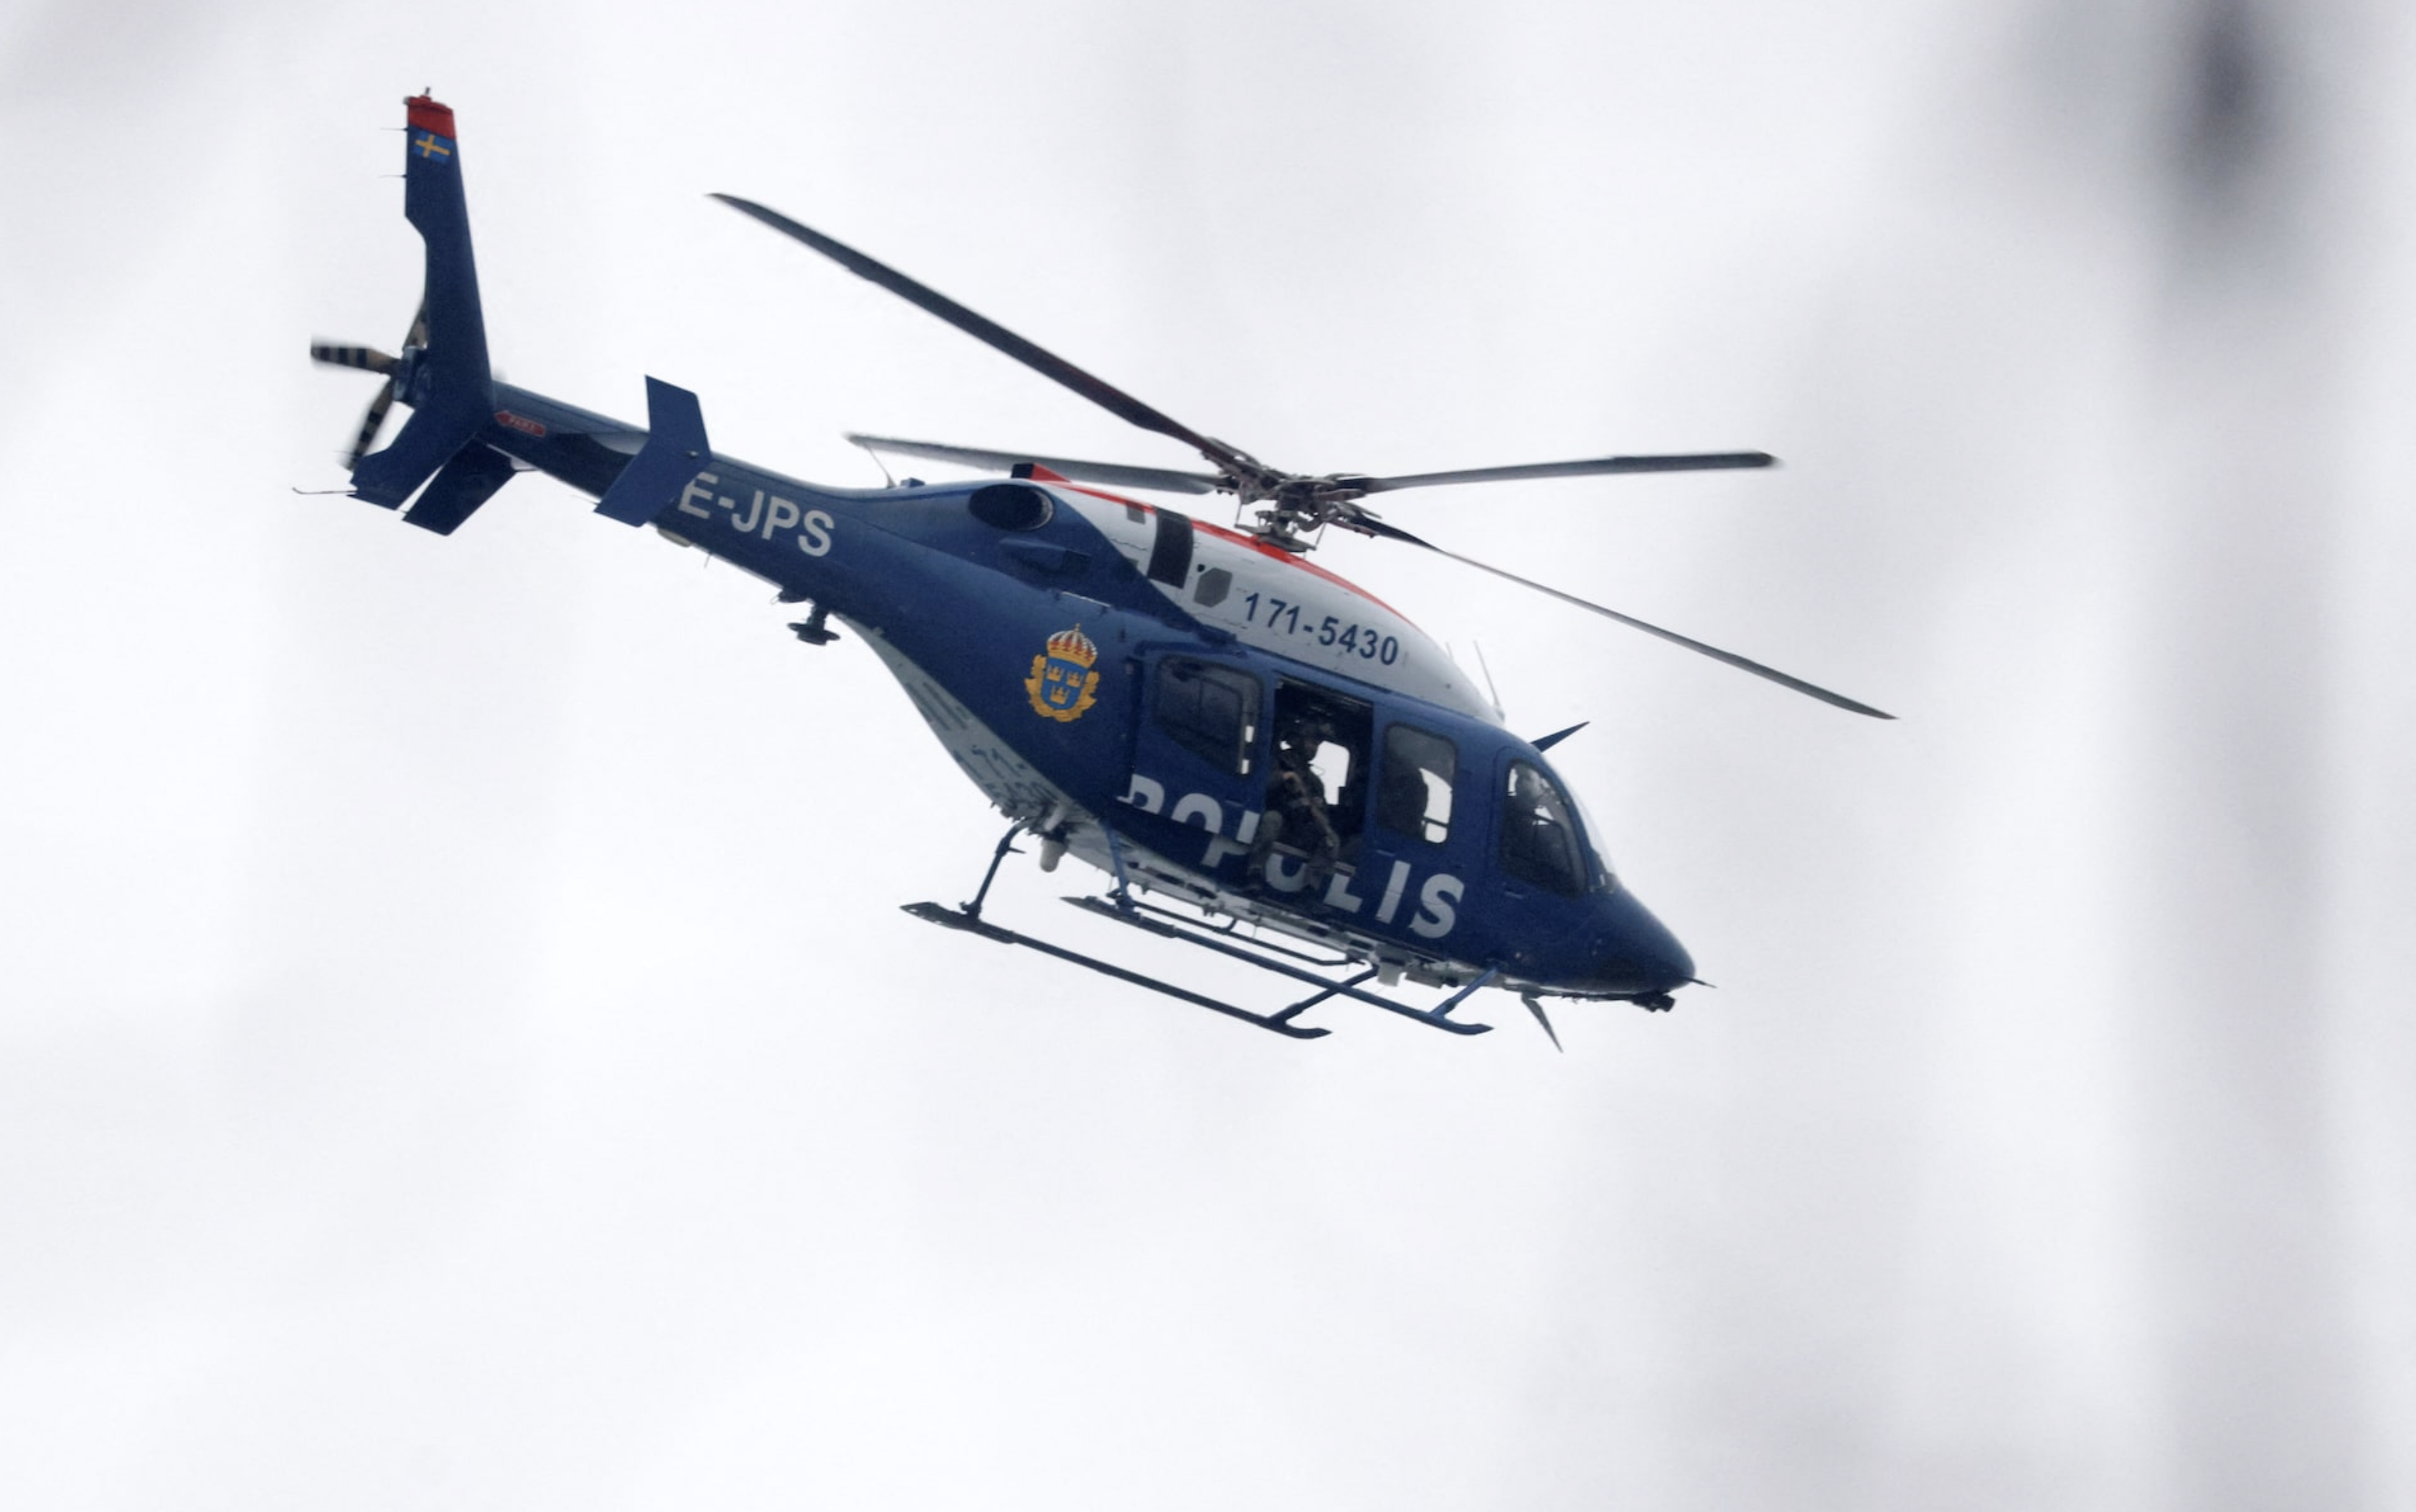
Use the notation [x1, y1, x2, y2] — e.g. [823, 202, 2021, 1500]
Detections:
[1376, 724, 1456, 844]
[1500, 760, 1586, 896]
[1154, 660, 1259, 775]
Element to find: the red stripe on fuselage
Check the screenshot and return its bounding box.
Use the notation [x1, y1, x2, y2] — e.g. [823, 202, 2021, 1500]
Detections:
[1189, 518, 1409, 623]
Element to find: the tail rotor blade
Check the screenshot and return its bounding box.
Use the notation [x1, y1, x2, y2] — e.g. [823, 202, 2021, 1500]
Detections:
[348, 383, 396, 468]
[318, 297, 432, 470]
[311, 341, 398, 375]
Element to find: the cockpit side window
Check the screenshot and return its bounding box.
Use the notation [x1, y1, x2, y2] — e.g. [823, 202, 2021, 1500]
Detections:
[1376, 723, 1456, 844]
[1154, 659, 1260, 776]
[1500, 760, 1587, 896]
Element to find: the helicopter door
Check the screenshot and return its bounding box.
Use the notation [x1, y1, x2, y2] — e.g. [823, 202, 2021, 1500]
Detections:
[1127, 654, 1267, 860]
[1342, 717, 1476, 935]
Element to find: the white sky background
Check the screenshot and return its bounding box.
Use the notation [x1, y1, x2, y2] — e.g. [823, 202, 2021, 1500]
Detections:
[2, 0, 2412, 1506]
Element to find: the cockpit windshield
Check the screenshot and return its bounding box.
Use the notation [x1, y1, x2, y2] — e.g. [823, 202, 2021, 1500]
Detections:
[1499, 759, 1605, 896]
[1558, 775, 1615, 889]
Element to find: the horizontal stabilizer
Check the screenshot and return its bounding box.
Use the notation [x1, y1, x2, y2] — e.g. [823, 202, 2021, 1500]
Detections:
[595, 377, 711, 526]
[353, 387, 487, 508]
[404, 442, 515, 535]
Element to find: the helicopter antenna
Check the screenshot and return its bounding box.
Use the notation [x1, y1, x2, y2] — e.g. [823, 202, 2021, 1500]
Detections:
[1521, 993, 1564, 1053]
[852, 435, 897, 487]
[1471, 640, 1504, 717]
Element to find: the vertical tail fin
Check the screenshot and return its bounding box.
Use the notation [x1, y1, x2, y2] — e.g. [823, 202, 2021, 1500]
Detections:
[349, 94, 496, 508]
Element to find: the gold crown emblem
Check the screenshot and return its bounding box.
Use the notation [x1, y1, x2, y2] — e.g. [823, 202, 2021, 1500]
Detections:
[1046, 626, 1099, 668]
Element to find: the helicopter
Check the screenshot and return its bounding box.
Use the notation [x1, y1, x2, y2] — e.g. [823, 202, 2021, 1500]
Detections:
[310, 95, 1890, 1046]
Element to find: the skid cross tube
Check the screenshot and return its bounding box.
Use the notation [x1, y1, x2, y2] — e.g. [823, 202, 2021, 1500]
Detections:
[1119, 895, 1356, 968]
[1064, 896, 1494, 1035]
[1269, 966, 1381, 1027]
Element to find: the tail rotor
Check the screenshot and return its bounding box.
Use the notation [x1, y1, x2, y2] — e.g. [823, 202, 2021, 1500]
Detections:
[311, 301, 427, 466]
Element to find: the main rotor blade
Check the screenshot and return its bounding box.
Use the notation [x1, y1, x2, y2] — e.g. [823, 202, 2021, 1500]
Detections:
[845, 433, 1226, 494]
[1359, 518, 1893, 719]
[713, 193, 1267, 486]
[1352, 452, 1775, 495]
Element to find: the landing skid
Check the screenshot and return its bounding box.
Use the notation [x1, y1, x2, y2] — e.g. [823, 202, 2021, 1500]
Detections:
[901, 822, 1497, 1040]
[902, 900, 1331, 1039]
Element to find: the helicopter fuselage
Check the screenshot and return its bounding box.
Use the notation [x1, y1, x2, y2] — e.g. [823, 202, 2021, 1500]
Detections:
[463, 381, 1696, 1001]
[321, 94, 1720, 1021]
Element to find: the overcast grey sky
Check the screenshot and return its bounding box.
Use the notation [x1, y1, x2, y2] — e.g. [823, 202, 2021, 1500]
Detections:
[2, 1, 2411, 1507]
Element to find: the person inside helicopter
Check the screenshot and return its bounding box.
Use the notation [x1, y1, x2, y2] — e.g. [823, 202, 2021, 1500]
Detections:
[1251, 708, 1342, 884]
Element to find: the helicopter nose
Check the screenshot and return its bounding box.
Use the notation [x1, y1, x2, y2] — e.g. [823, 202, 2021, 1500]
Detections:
[1595, 887, 1695, 996]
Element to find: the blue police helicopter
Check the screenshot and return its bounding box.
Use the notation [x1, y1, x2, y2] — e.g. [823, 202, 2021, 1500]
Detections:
[310, 95, 1890, 1046]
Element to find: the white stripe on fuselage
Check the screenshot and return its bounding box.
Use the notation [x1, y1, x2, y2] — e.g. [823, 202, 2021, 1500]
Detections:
[1052, 490, 1500, 721]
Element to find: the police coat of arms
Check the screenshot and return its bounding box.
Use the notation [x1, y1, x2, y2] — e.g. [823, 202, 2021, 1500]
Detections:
[1025, 625, 1102, 723]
